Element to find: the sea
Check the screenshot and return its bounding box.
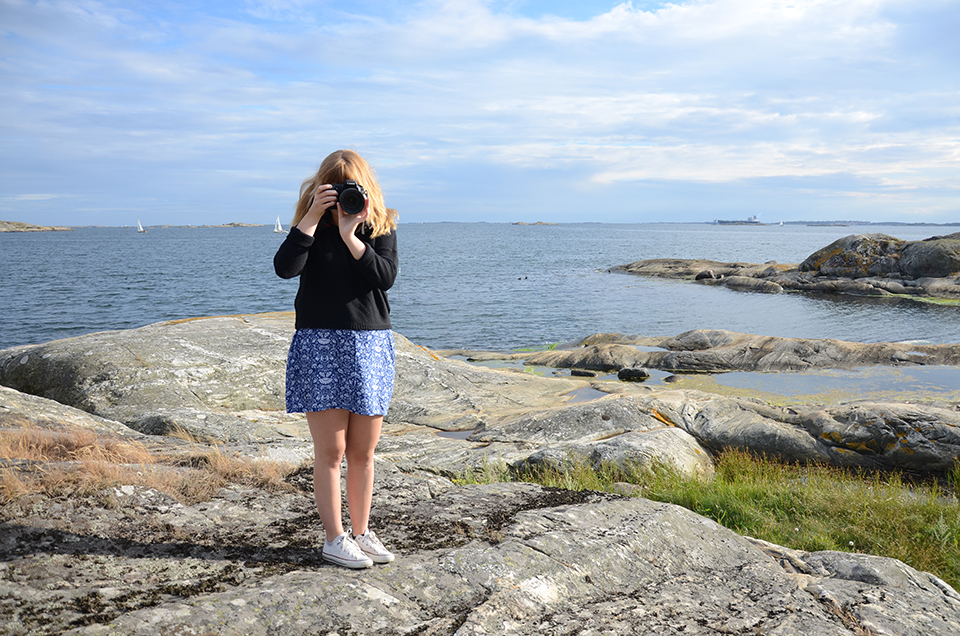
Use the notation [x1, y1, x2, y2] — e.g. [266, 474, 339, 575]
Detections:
[2, 222, 960, 354]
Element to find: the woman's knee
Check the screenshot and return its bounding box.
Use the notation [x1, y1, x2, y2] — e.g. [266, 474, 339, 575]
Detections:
[314, 442, 346, 468]
[344, 444, 375, 468]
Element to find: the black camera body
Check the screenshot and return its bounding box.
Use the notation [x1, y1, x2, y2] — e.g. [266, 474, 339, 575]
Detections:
[326, 180, 368, 215]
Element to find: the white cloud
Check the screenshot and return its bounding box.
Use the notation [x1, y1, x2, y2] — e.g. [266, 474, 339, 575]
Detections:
[8, 194, 62, 201]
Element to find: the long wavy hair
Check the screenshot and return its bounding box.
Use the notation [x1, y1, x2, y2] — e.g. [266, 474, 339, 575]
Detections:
[292, 150, 398, 238]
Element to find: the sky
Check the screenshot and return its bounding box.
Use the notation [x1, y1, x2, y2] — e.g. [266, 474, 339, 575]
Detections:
[1, 0, 959, 226]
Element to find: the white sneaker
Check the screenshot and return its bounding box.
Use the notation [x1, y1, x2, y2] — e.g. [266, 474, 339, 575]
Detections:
[353, 529, 395, 564]
[322, 532, 373, 569]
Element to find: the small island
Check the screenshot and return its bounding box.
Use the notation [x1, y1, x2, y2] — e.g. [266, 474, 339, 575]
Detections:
[0, 220, 72, 232]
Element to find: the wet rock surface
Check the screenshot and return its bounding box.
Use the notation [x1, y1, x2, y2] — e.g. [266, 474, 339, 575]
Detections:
[613, 232, 960, 300]
[2, 314, 960, 633]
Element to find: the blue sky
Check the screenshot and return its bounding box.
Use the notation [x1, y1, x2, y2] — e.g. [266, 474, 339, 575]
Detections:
[1, 0, 958, 226]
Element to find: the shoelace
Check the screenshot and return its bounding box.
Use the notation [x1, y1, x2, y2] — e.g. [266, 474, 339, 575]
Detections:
[357, 531, 382, 547]
[331, 534, 364, 558]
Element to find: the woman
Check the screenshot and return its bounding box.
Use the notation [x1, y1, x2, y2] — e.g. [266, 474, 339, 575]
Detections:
[274, 149, 399, 569]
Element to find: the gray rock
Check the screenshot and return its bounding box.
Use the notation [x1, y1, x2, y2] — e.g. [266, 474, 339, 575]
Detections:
[0, 384, 146, 439]
[800, 233, 905, 277]
[800, 402, 960, 471]
[900, 232, 960, 279]
[526, 329, 960, 372]
[3, 468, 957, 635]
[622, 390, 960, 471]
[0, 313, 580, 442]
[0, 316, 705, 478]
[720, 274, 784, 293]
[0, 313, 295, 442]
[617, 367, 651, 381]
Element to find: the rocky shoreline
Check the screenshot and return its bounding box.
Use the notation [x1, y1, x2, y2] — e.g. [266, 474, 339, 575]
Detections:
[612, 232, 960, 301]
[2, 313, 960, 634]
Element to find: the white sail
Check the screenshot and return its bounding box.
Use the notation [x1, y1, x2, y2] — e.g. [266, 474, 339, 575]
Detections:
[137, 219, 146, 233]
[274, 216, 286, 233]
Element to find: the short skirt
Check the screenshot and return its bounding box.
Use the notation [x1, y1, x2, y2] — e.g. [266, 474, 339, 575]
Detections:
[285, 328, 395, 416]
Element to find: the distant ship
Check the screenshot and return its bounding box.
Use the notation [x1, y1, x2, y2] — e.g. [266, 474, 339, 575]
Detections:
[137, 219, 146, 233]
[715, 215, 762, 225]
[273, 216, 286, 233]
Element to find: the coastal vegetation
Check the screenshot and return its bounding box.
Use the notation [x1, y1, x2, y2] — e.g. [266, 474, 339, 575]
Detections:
[458, 450, 960, 590]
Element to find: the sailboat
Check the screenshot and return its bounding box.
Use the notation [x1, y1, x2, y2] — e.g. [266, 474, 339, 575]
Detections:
[137, 219, 146, 234]
[273, 215, 286, 233]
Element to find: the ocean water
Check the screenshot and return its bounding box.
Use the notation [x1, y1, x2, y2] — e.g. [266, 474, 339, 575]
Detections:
[2, 223, 959, 353]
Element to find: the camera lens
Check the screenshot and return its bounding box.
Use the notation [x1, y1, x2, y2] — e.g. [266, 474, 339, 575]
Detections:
[339, 186, 366, 215]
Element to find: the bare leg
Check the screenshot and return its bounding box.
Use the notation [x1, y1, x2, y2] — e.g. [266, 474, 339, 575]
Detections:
[307, 409, 350, 542]
[344, 413, 383, 537]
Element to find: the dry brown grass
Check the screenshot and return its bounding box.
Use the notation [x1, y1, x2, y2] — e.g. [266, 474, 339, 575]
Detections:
[0, 423, 301, 506]
[0, 425, 154, 465]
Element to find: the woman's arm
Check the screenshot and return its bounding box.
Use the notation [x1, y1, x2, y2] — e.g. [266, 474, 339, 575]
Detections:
[352, 230, 398, 290]
[273, 226, 314, 279]
[273, 184, 340, 279]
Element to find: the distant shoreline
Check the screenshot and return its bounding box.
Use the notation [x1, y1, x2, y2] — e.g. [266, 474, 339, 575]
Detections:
[0, 221, 271, 231]
[0, 220, 73, 233]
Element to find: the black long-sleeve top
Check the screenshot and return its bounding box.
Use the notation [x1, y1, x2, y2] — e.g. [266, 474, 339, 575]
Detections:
[274, 220, 398, 331]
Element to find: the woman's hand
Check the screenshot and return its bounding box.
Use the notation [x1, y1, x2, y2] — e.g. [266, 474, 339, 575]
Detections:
[295, 184, 339, 237]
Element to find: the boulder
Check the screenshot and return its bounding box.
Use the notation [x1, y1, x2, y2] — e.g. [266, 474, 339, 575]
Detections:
[0, 313, 295, 442]
[899, 232, 960, 278]
[519, 427, 716, 481]
[799, 233, 904, 277]
[617, 367, 651, 381]
[801, 402, 960, 471]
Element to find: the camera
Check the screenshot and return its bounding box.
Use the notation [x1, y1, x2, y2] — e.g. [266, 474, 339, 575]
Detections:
[326, 180, 368, 215]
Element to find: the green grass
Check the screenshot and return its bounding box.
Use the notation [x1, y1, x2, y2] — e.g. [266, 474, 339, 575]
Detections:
[512, 342, 559, 352]
[457, 450, 960, 590]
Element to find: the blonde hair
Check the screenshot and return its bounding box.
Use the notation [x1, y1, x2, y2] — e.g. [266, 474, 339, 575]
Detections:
[292, 150, 398, 238]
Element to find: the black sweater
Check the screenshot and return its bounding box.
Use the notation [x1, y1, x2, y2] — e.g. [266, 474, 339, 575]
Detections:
[274, 221, 398, 331]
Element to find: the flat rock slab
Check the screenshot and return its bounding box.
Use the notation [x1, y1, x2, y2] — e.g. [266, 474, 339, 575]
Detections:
[0, 313, 581, 443]
[523, 329, 960, 372]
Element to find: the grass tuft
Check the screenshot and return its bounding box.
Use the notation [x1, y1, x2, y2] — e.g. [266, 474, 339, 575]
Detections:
[0, 423, 300, 506]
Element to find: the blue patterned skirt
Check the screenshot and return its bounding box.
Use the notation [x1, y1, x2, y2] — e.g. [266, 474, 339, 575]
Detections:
[285, 329, 395, 416]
